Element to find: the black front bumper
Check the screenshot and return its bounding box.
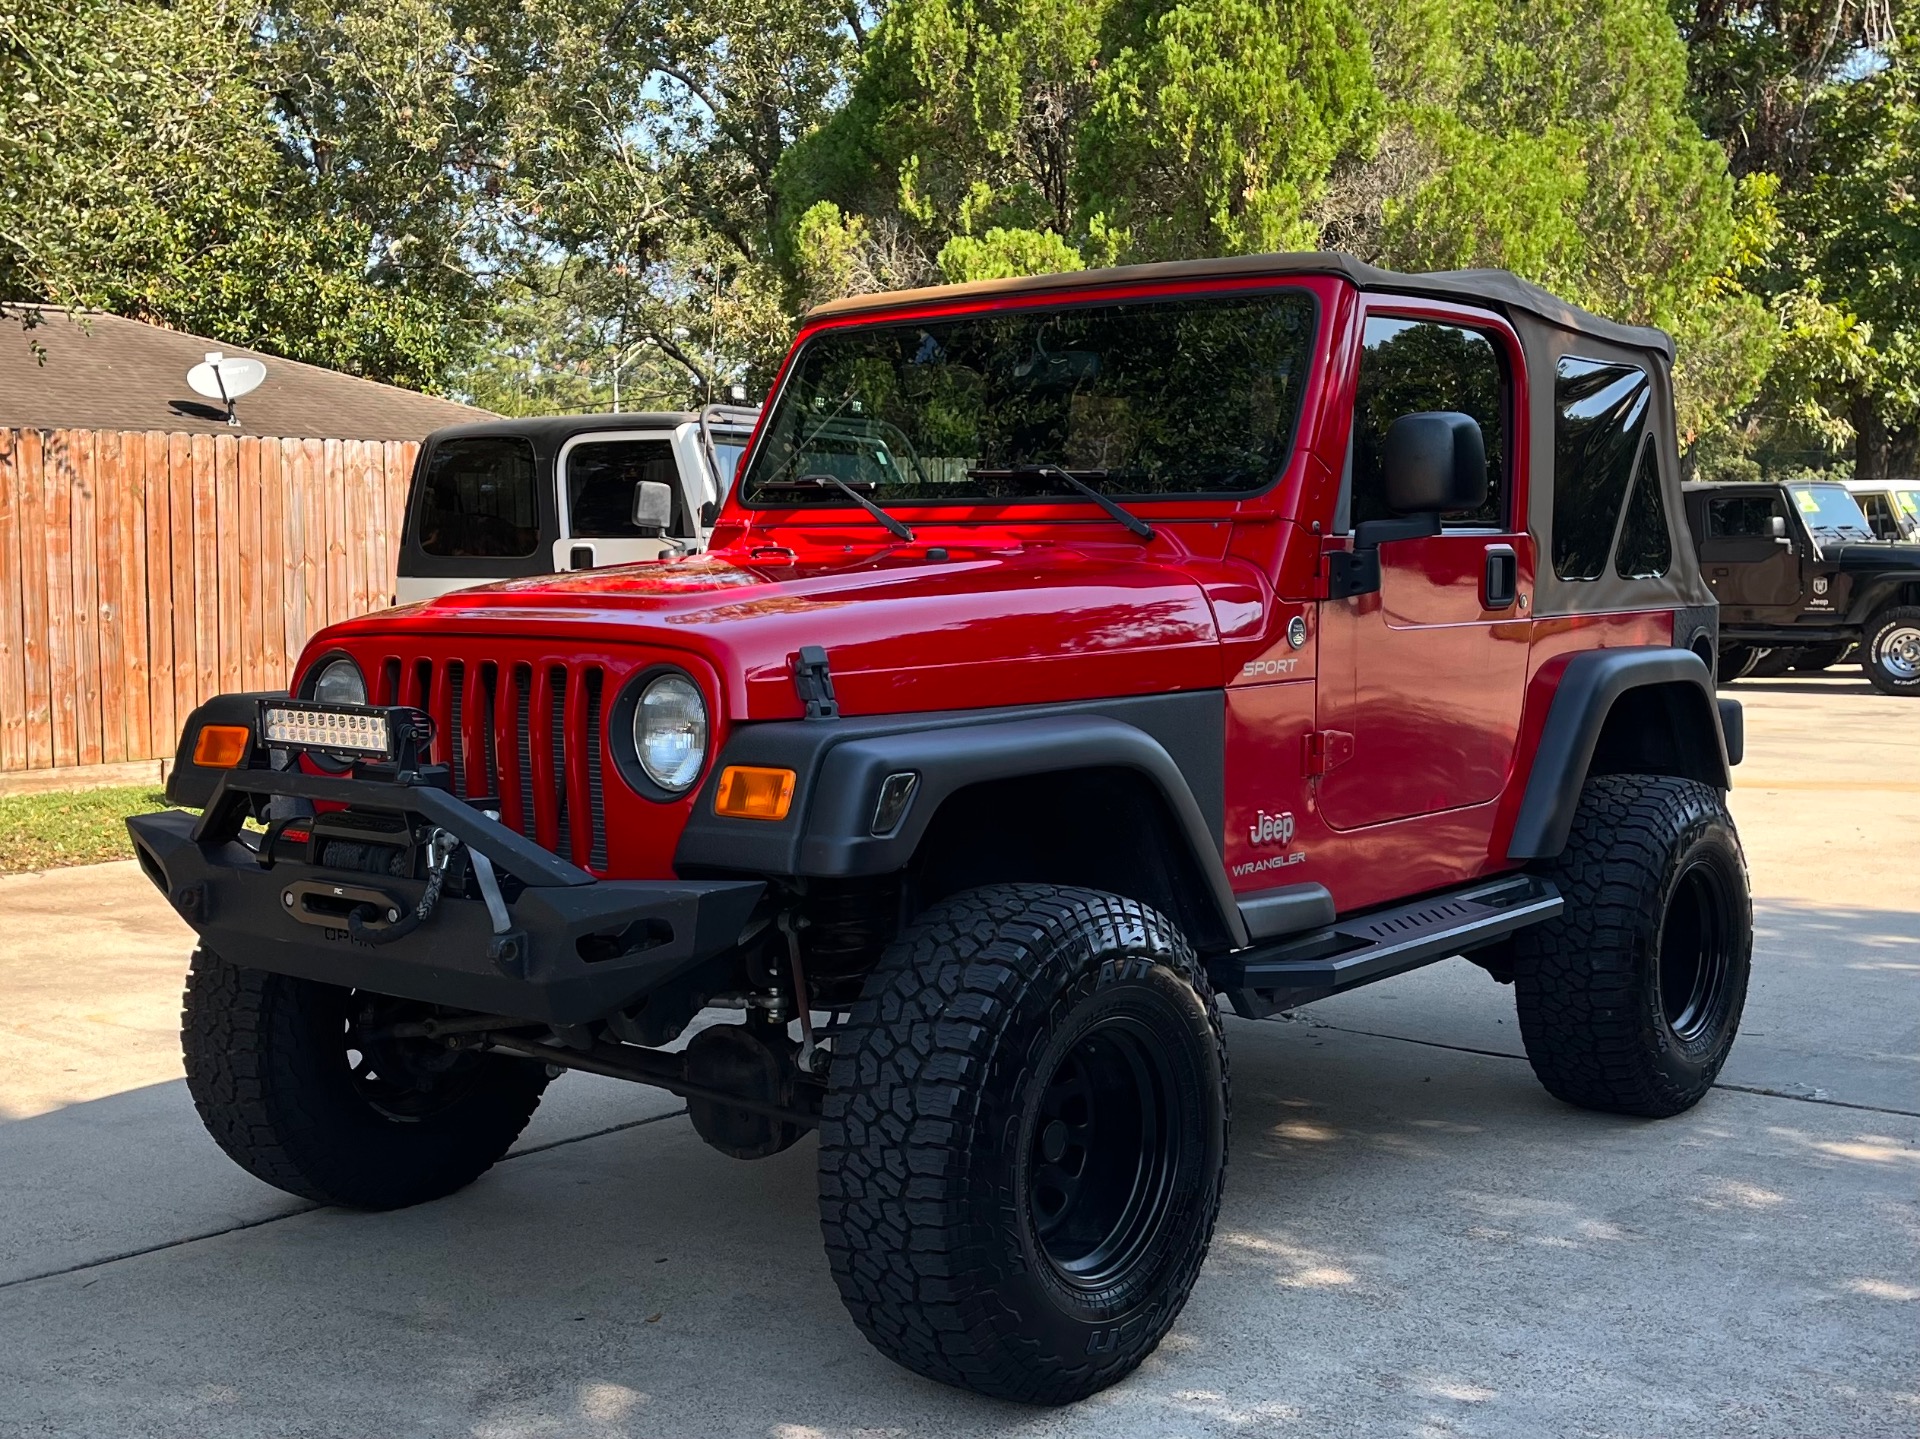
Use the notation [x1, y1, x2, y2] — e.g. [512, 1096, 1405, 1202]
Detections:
[127, 770, 764, 1025]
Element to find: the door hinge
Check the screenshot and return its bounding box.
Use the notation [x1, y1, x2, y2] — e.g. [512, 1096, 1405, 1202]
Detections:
[1302, 729, 1355, 777]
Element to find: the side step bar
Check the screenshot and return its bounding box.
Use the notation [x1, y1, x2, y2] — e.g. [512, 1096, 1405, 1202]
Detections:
[1210, 873, 1562, 1020]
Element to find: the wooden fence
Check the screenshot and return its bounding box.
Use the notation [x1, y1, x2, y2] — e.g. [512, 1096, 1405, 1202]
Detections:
[0, 428, 420, 774]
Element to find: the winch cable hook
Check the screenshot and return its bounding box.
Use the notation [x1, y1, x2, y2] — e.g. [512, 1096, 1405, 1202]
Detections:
[348, 827, 460, 946]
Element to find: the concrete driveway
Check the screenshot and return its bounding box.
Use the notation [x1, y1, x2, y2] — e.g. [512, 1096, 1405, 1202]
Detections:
[1, 678, 1914, 1438]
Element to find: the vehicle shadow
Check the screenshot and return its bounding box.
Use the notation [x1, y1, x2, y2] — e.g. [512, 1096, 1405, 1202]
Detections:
[1722, 675, 1878, 696]
[2, 981, 1914, 1439]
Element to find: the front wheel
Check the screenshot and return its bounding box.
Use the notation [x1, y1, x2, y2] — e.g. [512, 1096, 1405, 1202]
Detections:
[182, 950, 550, 1208]
[1862, 606, 1920, 696]
[818, 886, 1228, 1404]
[1513, 776, 1752, 1117]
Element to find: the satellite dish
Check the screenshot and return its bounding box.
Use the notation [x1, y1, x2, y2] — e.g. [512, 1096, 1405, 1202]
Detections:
[186, 351, 267, 426]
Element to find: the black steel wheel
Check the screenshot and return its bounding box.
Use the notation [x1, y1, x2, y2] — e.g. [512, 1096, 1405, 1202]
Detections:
[1514, 775, 1752, 1117]
[1657, 858, 1740, 1043]
[183, 950, 550, 1208]
[819, 885, 1227, 1404]
[1025, 1016, 1183, 1290]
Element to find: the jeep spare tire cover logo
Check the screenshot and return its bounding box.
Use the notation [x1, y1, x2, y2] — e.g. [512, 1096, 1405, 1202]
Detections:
[1249, 809, 1296, 847]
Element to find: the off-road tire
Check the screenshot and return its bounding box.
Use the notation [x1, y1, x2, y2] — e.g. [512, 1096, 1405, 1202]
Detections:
[182, 949, 550, 1209]
[818, 885, 1228, 1404]
[1514, 776, 1751, 1118]
[1861, 605, 1920, 696]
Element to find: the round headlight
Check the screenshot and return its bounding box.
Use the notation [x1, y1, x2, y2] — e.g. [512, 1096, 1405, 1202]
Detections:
[312, 657, 367, 706]
[633, 673, 708, 792]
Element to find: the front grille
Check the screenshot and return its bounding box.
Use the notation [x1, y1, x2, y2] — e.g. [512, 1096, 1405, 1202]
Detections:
[371, 652, 613, 874]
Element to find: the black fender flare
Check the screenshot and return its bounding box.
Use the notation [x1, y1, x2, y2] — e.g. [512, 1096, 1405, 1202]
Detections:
[1848, 575, 1920, 627]
[677, 711, 1250, 948]
[1507, 647, 1735, 861]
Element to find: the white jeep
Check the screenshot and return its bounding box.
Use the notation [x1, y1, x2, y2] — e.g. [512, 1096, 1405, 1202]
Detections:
[395, 405, 759, 603]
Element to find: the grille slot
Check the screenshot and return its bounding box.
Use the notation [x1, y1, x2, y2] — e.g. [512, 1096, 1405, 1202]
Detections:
[585, 668, 608, 872]
[549, 666, 570, 862]
[478, 663, 500, 802]
[447, 661, 466, 798]
[514, 664, 534, 836]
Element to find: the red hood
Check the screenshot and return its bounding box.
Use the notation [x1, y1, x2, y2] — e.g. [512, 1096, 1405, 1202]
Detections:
[320, 542, 1229, 720]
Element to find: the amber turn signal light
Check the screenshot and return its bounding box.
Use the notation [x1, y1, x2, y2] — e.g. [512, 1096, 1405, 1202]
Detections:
[713, 765, 795, 821]
[192, 724, 251, 769]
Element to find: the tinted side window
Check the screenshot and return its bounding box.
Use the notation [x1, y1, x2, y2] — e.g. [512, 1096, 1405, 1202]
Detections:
[1553, 358, 1649, 580]
[1860, 492, 1897, 539]
[1351, 318, 1506, 528]
[1705, 496, 1783, 538]
[1614, 440, 1671, 578]
[418, 438, 538, 558]
[567, 440, 681, 538]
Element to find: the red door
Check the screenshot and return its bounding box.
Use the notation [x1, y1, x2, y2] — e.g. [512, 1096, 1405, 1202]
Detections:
[1313, 303, 1533, 832]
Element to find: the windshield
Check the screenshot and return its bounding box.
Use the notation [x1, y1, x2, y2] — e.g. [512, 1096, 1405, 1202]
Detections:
[740, 290, 1319, 507]
[1789, 483, 1876, 542]
[710, 438, 749, 501]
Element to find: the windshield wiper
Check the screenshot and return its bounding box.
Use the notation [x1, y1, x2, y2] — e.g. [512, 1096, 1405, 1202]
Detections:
[758, 474, 915, 541]
[967, 465, 1155, 540]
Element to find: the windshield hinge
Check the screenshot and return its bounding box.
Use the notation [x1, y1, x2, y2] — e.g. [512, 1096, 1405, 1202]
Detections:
[793, 645, 839, 721]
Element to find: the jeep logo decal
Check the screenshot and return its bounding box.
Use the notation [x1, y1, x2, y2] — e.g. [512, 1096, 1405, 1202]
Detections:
[1248, 809, 1296, 847]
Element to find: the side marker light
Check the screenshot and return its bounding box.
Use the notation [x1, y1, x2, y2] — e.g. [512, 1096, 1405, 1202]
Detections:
[715, 766, 796, 821]
[193, 724, 252, 769]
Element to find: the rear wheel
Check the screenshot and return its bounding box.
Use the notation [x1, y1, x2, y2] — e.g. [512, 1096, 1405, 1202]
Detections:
[818, 885, 1227, 1404]
[1862, 606, 1920, 696]
[182, 950, 550, 1208]
[1747, 647, 1800, 678]
[1513, 776, 1751, 1117]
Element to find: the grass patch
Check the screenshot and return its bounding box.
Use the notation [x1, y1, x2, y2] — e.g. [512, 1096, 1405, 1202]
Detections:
[0, 786, 179, 875]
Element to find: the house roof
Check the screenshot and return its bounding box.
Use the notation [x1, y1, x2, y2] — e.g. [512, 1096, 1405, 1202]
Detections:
[0, 307, 491, 440]
[804, 251, 1675, 361]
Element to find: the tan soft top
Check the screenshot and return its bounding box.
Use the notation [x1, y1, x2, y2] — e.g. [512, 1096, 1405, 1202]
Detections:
[804, 251, 1675, 363]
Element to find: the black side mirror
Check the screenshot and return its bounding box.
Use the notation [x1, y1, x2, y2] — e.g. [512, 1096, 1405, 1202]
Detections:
[1382, 411, 1488, 515]
[632, 480, 673, 537]
[1328, 412, 1489, 601]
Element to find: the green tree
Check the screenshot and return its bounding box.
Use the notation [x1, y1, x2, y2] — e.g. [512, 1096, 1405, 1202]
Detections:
[779, 0, 1378, 285]
[1076, 0, 1378, 260]
[1346, 0, 1775, 442]
[0, 0, 459, 383]
[1672, 1, 1914, 477]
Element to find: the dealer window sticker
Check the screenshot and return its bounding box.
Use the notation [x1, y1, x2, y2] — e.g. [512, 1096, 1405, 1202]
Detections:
[1794, 489, 1822, 515]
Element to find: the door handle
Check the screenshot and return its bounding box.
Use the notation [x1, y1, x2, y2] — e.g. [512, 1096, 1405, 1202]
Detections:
[569, 544, 595, 570]
[1482, 543, 1518, 610]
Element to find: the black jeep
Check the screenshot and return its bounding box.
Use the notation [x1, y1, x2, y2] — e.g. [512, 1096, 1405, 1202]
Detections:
[1682, 480, 1920, 695]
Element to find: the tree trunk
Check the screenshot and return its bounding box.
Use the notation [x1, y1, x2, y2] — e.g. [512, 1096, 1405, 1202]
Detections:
[1853, 395, 1890, 481]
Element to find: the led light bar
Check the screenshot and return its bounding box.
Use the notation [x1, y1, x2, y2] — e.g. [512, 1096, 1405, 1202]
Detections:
[259, 701, 430, 762]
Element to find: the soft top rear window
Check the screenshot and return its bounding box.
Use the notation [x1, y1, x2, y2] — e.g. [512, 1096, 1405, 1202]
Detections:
[417, 437, 538, 558]
[741, 290, 1318, 507]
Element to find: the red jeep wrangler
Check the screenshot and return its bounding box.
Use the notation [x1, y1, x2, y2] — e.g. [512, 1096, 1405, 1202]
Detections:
[132, 254, 1750, 1404]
